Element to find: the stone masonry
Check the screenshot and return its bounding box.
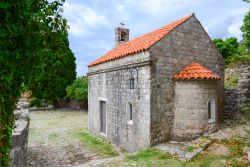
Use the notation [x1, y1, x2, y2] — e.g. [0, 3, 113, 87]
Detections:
[88, 14, 224, 152]
[224, 65, 250, 121]
[149, 16, 224, 145]
[9, 98, 30, 167]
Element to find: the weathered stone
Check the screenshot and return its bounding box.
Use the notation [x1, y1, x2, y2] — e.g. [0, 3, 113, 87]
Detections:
[88, 15, 224, 152]
[9, 99, 30, 167]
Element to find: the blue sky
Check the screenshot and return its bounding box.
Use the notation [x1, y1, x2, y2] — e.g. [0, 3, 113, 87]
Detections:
[62, 0, 249, 76]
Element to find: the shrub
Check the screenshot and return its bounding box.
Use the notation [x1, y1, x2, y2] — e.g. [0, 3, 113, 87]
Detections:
[225, 73, 239, 88]
[66, 76, 88, 102]
[29, 98, 42, 107]
[226, 54, 250, 68]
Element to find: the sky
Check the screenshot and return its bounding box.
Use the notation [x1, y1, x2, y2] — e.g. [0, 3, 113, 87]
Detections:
[62, 0, 250, 76]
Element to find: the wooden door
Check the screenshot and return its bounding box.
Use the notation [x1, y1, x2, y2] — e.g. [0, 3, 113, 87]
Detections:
[100, 101, 106, 134]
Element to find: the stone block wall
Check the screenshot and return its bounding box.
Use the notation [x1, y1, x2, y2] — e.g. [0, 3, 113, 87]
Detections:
[173, 80, 218, 141]
[149, 15, 224, 145]
[224, 65, 250, 120]
[9, 99, 30, 167]
[88, 51, 152, 152]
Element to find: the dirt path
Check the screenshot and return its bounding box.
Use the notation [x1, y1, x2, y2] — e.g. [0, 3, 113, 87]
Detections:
[25, 110, 102, 167]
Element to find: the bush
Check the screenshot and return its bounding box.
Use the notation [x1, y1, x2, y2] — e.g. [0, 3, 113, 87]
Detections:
[29, 98, 42, 107]
[226, 54, 250, 67]
[66, 76, 88, 102]
[225, 73, 239, 88]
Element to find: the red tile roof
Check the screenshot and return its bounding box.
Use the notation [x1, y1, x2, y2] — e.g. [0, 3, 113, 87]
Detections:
[173, 62, 220, 80]
[88, 14, 193, 67]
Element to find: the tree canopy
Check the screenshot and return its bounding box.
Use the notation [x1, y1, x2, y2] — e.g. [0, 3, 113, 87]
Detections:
[213, 37, 241, 59]
[241, 9, 250, 51]
[0, 0, 75, 165]
[66, 76, 88, 102]
[26, 0, 76, 102]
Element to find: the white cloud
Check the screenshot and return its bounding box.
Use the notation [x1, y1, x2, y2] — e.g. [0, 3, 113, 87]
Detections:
[63, 2, 108, 36]
[126, 0, 198, 16]
[206, 7, 248, 40]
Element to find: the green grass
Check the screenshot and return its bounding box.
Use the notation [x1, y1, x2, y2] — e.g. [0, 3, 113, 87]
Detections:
[186, 146, 195, 152]
[126, 148, 171, 161]
[106, 136, 250, 167]
[70, 129, 119, 157]
[48, 132, 60, 142]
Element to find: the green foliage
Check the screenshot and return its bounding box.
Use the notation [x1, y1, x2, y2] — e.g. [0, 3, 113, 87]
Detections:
[0, 0, 34, 165]
[66, 76, 88, 101]
[26, 0, 76, 102]
[71, 129, 119, 157]
[29, 98, 42, 107]
[225, 73, 239, 88]
[241, 9, 250, 51]
[213, 37, 242, 60]
[126, 148, 170, 161]
[0, 0, 74, 165]
[226, 55, 250, 67]
[186, 146, 195, 152]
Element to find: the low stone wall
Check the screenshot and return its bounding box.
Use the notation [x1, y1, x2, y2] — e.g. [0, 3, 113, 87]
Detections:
[224, 65, 250, 121]
[9, 98, 30, 167]
[55, 99, 88, 110]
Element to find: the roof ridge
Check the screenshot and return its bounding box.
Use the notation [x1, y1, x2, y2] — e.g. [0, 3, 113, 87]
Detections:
[88, 14, 194, 67]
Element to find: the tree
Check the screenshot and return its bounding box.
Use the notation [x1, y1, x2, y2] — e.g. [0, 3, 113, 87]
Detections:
[241, 9, 250, 51]
[26, 0, 76, 102]
[213, 37, 241, 59]
[0, 0, 73, 165]
[66, 76, 88, 102]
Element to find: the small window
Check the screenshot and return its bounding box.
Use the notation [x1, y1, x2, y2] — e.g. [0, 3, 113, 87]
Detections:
[129, 103, 133, 120]
[129, 77, 135, 89]
[208, 99, 216, 123]
[208, 101, 212, 119]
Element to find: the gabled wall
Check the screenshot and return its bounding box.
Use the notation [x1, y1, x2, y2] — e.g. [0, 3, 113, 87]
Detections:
[88, 51, 152, 152]
[149, 15, 224, 145]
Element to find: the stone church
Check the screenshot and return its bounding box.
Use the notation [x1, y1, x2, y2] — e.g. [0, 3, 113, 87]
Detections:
[87, 13, 224, 152]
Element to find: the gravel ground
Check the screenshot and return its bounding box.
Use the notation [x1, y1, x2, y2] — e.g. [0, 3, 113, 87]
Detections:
[25, 110, 101, 167]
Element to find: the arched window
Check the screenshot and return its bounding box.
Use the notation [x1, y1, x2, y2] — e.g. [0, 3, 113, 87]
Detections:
[208, 99, 216, 123]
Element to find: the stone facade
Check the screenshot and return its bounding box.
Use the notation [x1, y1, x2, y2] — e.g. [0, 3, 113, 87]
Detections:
[173, 80, 218, 141]
[148, 16, 224, 145]
[88, 51, 151, 152]
[88, 15, 224, 152]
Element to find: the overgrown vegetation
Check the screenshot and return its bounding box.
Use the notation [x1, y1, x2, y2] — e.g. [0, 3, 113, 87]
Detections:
[71, 129, 119, 157]
[66, 76, 88, 102]
[225, 73, 239, 88]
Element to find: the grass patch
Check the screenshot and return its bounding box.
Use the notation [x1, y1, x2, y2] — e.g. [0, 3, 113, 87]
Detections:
[70, 129, 119, 157]
[186, 146, 195, 152]
[126, 148, 170, 161]
[48, 132, 60, 141]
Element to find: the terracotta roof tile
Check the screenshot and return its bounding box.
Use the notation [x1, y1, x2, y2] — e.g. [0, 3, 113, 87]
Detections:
[173, 62, 220, 80]
[88, 14, 193, 67]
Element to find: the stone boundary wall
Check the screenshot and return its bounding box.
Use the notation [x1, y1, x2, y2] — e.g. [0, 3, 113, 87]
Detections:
[9, 98, 30, 167]
[224, 65, 250, 121]
[55, 99, 88, 110]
